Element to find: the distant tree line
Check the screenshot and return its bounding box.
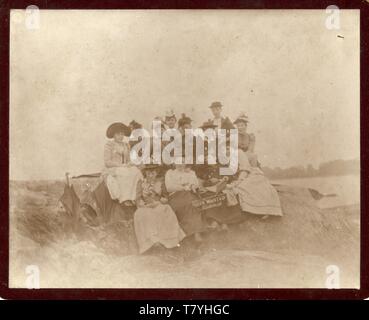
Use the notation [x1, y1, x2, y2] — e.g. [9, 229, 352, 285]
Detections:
[262, 158, 360, 180]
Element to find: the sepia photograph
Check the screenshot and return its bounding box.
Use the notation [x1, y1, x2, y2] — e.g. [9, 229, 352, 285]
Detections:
[8, 8, 360, 289]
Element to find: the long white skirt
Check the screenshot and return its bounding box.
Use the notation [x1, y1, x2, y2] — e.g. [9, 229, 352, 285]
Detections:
[105, 166, 143, 203]
[134, 204, 186, 254]
[233, 172, 283, 216]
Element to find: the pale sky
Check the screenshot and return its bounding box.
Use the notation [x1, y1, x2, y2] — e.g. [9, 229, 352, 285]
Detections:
[10, 10, 360, 180]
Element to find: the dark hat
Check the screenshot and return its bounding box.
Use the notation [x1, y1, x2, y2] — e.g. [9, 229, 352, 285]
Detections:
[106, 122, 131, 139]
[222, 117, 235, 130]
[178, 113, 192, 128]
[209, 101, 223, 109]
[129, 120, 143, 130]
[200, 120, 217, 130]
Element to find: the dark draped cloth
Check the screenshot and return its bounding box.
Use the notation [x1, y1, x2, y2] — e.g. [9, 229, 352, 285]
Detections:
[168, 190, 205, 236]
[93, 181, 135, 223]
[59, 184, 80, 219]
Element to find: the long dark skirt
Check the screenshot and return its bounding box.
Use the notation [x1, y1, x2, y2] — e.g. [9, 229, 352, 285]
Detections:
[168, 191, 205, 236]
[93, 181, 135, 223]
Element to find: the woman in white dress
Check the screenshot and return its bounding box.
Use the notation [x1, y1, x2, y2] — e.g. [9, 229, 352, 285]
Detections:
[227, 150, 283, 217]
[103, 122, 143, 205]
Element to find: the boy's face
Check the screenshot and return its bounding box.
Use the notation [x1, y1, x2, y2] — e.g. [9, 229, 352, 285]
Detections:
[146, 169, 158, 180]
[166, 117, 177, 129]
[236, 121, 247, 133]
[211, 106, 222, 118]
[183, 123, 192, 130]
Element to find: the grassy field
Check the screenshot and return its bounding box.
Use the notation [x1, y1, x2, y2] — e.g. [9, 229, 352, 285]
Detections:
[9, 179, 360, 288]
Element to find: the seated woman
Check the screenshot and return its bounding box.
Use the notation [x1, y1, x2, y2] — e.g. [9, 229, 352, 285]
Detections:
[134, 164, 185, 254]
[226, 149, 283, 217]
[196, 147, 244, 231]
[103, 122, 143, 206]
[165, 157, 205, 242]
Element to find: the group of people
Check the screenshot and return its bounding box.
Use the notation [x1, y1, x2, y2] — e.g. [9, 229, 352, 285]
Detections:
[101, 101, 282, 254]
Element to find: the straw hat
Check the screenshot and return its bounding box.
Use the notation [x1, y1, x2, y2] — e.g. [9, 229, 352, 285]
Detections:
[233, 113, 249, 124]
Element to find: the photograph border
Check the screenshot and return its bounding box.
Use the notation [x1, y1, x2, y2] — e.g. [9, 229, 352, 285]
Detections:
[0, 0, 368, 300]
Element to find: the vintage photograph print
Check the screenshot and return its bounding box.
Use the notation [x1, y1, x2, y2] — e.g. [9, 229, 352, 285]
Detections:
[8, 8, 360, 290]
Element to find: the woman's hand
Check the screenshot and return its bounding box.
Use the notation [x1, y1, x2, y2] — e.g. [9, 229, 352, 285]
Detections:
[160, 197, 168, 204]
[239, 171, 249, 179]
[198, 186, 207, 193]
[226, 180, 239, 190]
[190, 184, 199, 193]
[209, 177, 220, 184]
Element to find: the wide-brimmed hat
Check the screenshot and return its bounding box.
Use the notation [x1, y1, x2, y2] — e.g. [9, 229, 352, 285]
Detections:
[209, 101, 223, 109]
[233, 113, 249, 124]
[200, 120, 217, 130]
[178, 113, 192, 127]
[106, 122, 131, 138]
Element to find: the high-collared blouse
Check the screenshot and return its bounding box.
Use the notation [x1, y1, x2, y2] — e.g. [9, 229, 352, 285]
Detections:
[165, 168, 199, 193]
[238, 132, 255, 152]
[104, 140, 130, 168]
[238, 150, 262, 175]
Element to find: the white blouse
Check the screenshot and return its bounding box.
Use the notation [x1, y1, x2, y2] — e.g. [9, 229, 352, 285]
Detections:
[165, 169, 199, 193]
[104, 140, 130, 168]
